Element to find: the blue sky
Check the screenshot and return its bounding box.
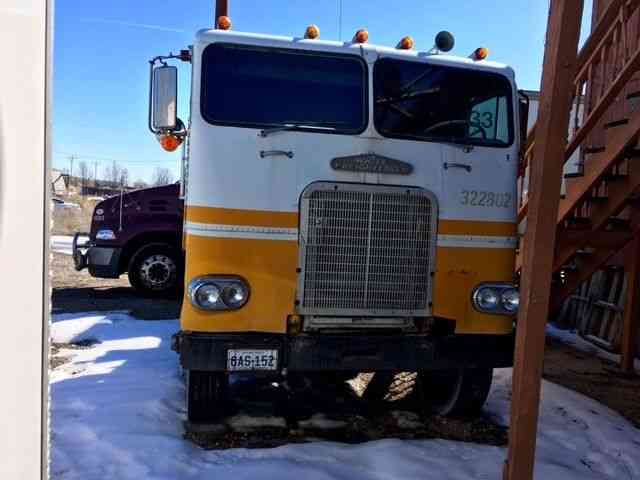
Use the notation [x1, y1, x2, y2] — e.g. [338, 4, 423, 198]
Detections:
[53, 0, 593, 183]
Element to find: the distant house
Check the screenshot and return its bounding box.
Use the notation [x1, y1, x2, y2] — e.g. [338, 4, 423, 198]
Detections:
[51, 169, 68, 195]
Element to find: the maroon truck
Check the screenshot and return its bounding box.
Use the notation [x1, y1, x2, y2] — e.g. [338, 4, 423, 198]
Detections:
[73, 183, 184, 296]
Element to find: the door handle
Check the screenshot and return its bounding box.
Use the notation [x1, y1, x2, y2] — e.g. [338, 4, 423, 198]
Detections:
[443, 162, 472, 172]
[260, 150, 294, 159]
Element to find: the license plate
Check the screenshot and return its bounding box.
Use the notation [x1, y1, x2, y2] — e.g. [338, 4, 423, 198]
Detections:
[227, 349, 278, 371]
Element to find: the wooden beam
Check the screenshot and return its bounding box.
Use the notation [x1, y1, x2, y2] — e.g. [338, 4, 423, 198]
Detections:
[620, 234, 640, 373]
[503, 1, 584, 479]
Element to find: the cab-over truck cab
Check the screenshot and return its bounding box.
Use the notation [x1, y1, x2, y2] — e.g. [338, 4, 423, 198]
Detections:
[150, 24, 527, 423]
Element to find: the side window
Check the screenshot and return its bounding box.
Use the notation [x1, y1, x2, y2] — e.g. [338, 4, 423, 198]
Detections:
[469, 96, 509, 143]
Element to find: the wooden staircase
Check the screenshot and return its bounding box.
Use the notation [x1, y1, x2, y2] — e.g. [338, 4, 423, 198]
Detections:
[518, 0, 640, 313]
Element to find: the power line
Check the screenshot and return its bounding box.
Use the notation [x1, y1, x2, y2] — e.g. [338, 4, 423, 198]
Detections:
[53, 151, 177, 165]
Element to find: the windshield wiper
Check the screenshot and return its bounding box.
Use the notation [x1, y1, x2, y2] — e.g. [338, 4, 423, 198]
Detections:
[259, 122, 343, 138]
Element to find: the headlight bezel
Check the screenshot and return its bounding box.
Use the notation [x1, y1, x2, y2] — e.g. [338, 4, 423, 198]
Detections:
[471, 283, 519, 315]
[188, 276, 251, 311]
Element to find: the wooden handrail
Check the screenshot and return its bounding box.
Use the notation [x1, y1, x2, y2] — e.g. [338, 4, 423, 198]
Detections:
[524, 0, 629, 148]
[522, 0, 637, 165]
[518, 0, 640, 222]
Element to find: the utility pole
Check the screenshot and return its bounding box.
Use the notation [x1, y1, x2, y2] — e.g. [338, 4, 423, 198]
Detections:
[215, 0, 228, 26]
[68, 154, 76, 179]
[94, 161, 98, 187]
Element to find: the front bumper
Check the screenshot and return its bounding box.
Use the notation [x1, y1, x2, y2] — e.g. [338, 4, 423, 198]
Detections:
[174, 331, 515, 372]
[72, 232, 121, 278]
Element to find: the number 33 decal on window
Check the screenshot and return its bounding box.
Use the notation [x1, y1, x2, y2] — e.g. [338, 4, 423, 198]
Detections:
[470, 110, 494, 129]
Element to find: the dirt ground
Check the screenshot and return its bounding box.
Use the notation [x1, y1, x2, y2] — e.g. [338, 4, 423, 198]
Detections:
[51, 250, 640, 446]
[543, 336, 640, 428]
[51, 252, 180, 320]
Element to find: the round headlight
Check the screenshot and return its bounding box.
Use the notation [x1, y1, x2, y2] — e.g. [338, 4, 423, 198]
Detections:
[475, 287, 499, 310]
[221, 282, 249, 308]
[501, 289, 520, 313]
[193, 283, 221, 309]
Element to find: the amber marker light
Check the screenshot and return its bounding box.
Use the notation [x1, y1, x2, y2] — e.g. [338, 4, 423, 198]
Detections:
[217, 15, 232, 30]
[397, 36, 415, 50]
[158, 134, 183, 152]
[305, 24, 320, 39]
[472, 47, 489, 60]
[353, 29, 369, 43]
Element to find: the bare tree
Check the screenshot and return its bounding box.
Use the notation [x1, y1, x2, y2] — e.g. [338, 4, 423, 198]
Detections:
[152, 167, 173, 186]
[103, 161, 127, 187]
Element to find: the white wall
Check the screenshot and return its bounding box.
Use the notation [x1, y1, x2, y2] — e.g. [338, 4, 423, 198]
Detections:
[0, 1, 49, 479]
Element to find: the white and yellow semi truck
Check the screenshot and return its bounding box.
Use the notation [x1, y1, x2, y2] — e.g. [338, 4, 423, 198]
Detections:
[148, 19, 527, 423]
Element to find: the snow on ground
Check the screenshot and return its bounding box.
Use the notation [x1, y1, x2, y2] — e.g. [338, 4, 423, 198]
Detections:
[50, 312, 640, 480]
[50, 235, 74, 255]
[547, 323, 640, 371]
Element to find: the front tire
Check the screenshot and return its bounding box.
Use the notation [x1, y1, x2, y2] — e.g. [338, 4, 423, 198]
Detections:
[186, 370, 227, 424]
[127, 243, 181, 297]
[418, 368, 493, 417]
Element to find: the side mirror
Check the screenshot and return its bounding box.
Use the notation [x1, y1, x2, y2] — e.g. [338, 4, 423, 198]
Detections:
[518, 91, 530, 149]
[151, 65, 178, 131]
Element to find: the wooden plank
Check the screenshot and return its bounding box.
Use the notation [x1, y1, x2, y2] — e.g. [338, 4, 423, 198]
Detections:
[621, 233, 640, 373]
[598, 269, 621, 338]
[503, 1, 584, 479]
[610, 273, 628, 345]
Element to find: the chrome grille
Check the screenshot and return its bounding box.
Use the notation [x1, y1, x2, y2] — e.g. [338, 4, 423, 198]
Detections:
[299, 183, 436, 315]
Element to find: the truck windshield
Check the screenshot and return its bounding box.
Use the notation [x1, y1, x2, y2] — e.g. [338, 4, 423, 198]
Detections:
[200, 44, 367, 134]
[373, 58, 513, 147]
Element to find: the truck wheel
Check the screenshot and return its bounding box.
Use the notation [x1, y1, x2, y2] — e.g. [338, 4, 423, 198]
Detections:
[128, 243, 181, 297]
[418, 368, 493, 417]
[186, 370, 227, 424]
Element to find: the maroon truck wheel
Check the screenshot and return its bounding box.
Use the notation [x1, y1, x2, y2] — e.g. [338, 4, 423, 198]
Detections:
[127, 243, 182, 297]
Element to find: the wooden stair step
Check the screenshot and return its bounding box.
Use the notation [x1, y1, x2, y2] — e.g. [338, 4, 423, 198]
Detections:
[604, 118, 630, 129]
[625, 147, 640, 158]
[583, 146, 606, 154]
[558, 104, 640, 226]
[601, 171, 629, 181]
[605, 217, 631, 231]
[565, 217, 591, 230]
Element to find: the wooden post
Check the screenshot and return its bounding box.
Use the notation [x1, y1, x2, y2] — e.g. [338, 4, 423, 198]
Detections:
[503, 1, 584, 479]
[620, 234, 640, 374]
[215, 0, 229, 25]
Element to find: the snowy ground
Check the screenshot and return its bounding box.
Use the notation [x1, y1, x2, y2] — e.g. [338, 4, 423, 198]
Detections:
[50, 312, 640, 480]
[547, 323, 640, 371]
[51, 235, 74, 255]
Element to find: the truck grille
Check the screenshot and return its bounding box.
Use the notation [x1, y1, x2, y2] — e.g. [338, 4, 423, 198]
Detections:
[298, 183, 436, 316]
